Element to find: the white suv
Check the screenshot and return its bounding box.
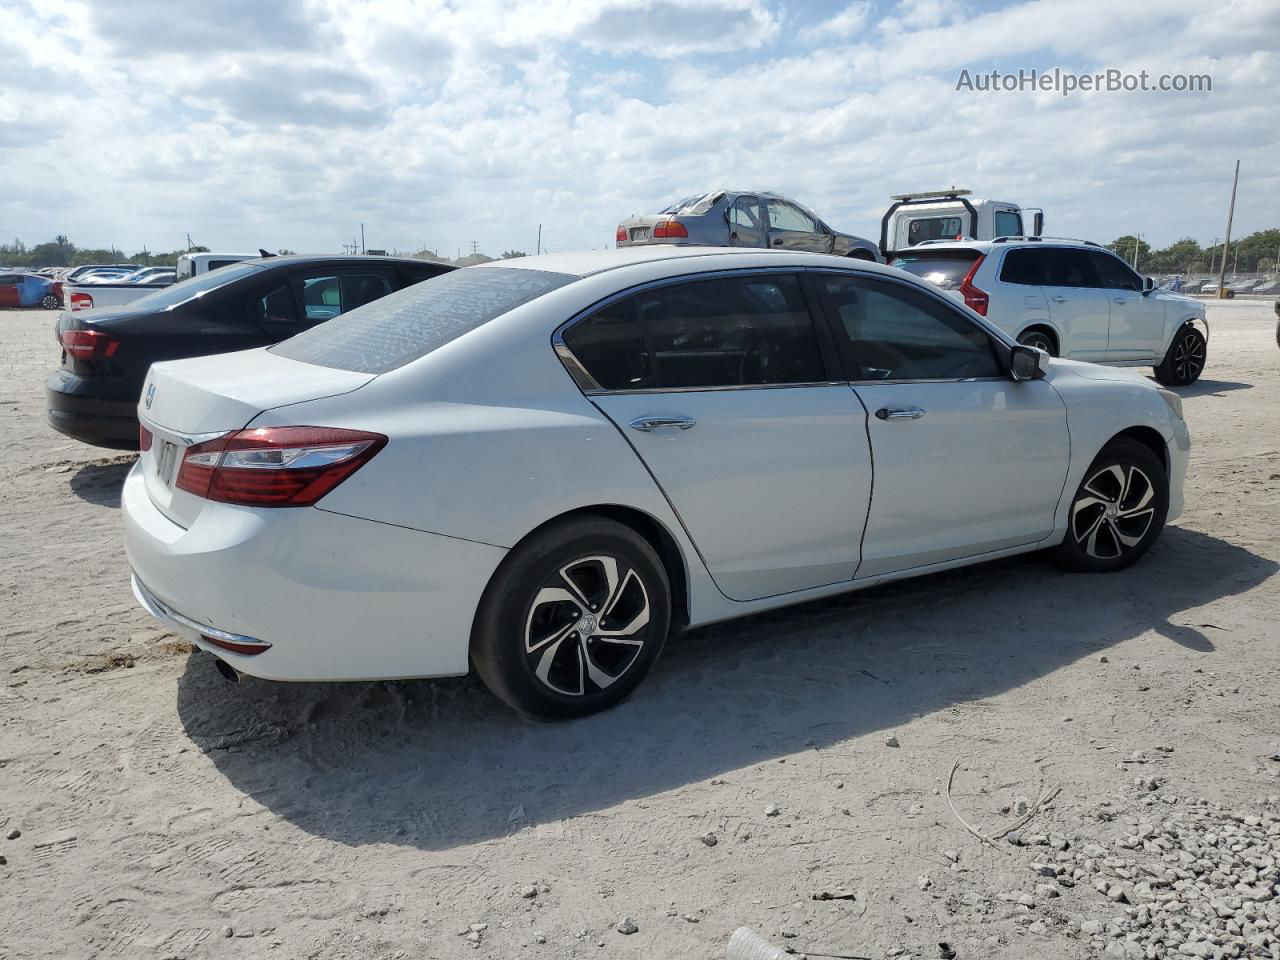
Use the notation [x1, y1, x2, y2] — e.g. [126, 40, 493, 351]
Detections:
[891, 238, 1208, 386]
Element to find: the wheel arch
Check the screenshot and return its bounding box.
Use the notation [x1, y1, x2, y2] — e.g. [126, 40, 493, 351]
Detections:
[1016, 322, 1061, 354]
[1106, 425, 1169, 473]
[484, 504, 692, 636]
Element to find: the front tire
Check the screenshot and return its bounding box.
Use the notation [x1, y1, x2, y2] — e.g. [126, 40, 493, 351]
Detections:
[1052, 439, 1168, 573]
[1153, 324, 1206, 386]
[471, 516, 671, 720]
[1017, 329, 1058, 356]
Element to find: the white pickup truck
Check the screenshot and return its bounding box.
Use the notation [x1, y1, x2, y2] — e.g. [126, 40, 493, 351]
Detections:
[880, 189, 1044, 259]
[65, 252, 258, 312]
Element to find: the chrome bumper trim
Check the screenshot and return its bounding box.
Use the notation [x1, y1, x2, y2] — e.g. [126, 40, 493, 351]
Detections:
[131, 574, 270, 650]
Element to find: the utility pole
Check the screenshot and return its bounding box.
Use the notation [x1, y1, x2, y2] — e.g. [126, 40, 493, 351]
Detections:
[1209, 238, 1218, 275]
[1217, 160, 1239, 297]
[471, 240, 479, 256]
[360, 223, 366, 255]
[1232, 240, 1240, 275]
[537, 224, 542, 256]
[1131, 233, 1141, 271]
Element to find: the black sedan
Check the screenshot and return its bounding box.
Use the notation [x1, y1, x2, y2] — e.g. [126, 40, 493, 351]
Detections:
[47, 255, 453, 449]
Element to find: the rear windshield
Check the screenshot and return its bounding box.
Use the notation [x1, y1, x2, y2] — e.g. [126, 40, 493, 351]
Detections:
[271, 266, 577, 374]
[659, 192, 723, 216]
[889, 251, 980, 290]
[127, 262, 263, 309]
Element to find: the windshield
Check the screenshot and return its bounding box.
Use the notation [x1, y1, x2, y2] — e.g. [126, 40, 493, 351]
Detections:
[271, 266, 577, 374]
[890, 251, 980, 290]
[128, 262, 263, 309]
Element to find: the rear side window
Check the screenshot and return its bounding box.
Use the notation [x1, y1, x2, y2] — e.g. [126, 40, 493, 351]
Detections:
[906, 217, 964, 246]
[272, 266, 576, 373]
[890, 252, 980, 290]
[563, 274, 826, 390]
[562, 299, 655, 391]
[999, 248, 1049, 285]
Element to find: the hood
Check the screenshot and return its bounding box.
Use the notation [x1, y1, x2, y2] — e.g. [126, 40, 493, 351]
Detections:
[1048, 357, 1154, 387]
[1154, 290, 1203, 309]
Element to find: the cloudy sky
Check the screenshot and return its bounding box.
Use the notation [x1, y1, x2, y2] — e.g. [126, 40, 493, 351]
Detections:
[2, 0, 1277, 257]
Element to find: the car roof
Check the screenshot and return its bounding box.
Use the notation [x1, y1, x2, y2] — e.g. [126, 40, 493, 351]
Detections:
[897, 237, 1105, 254]
[482, 245, 898, 279]
[237, 254, 455, 270]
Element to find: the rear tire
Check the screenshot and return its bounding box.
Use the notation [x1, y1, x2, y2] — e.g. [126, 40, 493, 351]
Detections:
[1017, 328, 1058, 356]
[471, 516, 671, 720]
[1052, 439, 1168, 573]
[40, 294, 60, 310]
[1153, 324, 1206, 386]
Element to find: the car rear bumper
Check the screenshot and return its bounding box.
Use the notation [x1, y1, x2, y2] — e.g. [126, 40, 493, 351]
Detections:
[121, 464, 507, 681]
[46, 368, 139, 449]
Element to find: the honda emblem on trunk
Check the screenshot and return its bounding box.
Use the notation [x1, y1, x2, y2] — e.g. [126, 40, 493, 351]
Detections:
[145, 383, 155, 409]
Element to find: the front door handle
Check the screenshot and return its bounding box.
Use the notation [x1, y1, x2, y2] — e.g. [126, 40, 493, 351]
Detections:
[875, 406, 926, 421]
[1051, 295, 1068, 303]
[1113, 296, 1131, 304]
[629, 415, 696, 432]
[771, 237, 783, 246]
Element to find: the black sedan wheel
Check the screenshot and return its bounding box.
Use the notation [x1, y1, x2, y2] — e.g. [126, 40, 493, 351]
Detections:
[1053, 439, 1168, 572]
[471, 516, 670, 720]
[1154, 325, 1206, 386]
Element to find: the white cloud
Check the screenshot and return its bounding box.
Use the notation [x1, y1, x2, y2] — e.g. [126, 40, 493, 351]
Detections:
[0, 0, 1276, 256]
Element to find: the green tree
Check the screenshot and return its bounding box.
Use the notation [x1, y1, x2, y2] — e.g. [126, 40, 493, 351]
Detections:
[500, 250, 527, 259]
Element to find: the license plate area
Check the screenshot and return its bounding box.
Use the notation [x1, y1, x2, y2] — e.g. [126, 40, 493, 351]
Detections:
[629, 227, 651, 241]
[155, 440, 179, 486]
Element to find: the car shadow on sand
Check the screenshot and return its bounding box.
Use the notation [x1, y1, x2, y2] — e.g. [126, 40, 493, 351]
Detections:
[1173, 379, 1252, 398]
[175, 525, 1274, 851]
[69, 458, 135, 508]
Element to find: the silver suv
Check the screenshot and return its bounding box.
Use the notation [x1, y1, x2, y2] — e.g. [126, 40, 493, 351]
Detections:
[891, 238, 1208, 386]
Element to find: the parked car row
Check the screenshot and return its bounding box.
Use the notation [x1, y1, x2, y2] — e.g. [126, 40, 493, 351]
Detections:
[96, 244, 1191, 719]
[47, 255, 454, 448]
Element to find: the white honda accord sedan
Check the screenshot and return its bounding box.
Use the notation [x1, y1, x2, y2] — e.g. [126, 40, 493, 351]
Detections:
[124, 246, 1189, 719]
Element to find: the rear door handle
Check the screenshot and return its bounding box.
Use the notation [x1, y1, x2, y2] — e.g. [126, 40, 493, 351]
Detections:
[629, 415, 696, 432]
[875, 406, 926, 421]
[771, 237, 783, 246]
[1113, 296, 1131, 304]
[1051, 295, 1068, 303]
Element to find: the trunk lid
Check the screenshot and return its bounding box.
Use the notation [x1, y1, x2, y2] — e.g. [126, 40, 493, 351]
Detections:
[138, 348, 375, 528]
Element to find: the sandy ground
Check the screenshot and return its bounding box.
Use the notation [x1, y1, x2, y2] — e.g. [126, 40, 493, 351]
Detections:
[1, 301, 1278, 960]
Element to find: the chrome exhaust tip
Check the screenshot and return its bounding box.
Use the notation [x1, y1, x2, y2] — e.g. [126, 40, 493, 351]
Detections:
[213, 658, 241, 685]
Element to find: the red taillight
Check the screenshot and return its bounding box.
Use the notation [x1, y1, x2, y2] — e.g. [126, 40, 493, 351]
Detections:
[61, 329, 119, 359]
[139, 424, 152, 452]
[652, 219, 689, 239]
[175, 426, 387, 507]
[615, 225, 627, 245]
[958, 255, 989, 315]
[70, 292, 94, 311]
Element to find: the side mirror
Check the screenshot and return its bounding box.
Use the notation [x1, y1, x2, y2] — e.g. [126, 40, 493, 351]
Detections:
[1142, 276, 1155, 294]
[1032, 212, 1045, 237]
[1010, 343, 1050, 381]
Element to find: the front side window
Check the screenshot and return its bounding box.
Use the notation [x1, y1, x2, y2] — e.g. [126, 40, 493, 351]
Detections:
[767, 202, 818, 234]
[821, 275, 1001, 381]
[1089, 252, 1142, 291]
[563, 273, 826, 390]
[906, 217, 964, 246]
[993, 210, 1023, 238]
